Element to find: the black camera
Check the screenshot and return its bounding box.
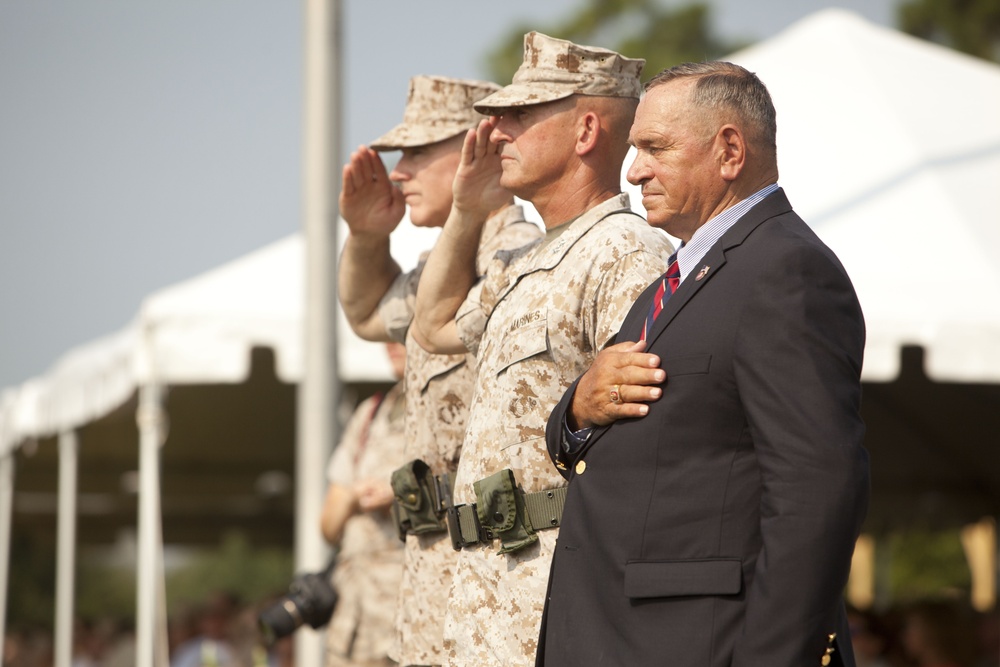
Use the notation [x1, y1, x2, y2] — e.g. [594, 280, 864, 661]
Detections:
[258, 559, 338, 645]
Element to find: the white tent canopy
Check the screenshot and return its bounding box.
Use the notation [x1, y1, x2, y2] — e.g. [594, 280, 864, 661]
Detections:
[726, 8, 1000, 382]
[0, 225, 445, 455]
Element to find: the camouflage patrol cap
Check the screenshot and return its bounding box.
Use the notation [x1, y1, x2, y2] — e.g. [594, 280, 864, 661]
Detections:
[369, 75, 501, 151]
[473, 32, 645, 115]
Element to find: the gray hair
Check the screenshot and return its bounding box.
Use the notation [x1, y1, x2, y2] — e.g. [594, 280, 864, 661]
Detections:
[646, 61, 777, 158]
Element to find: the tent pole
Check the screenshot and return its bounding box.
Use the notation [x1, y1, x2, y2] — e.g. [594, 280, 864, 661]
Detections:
[846, 533, 875, 610]
[0, 453, 14, 655]
[300, 0, 342, 663]
[155, 507, 169, 667]
[961, 517, 997, 612]
[136, 383, 166, 667]
[54, 430, 79, 667]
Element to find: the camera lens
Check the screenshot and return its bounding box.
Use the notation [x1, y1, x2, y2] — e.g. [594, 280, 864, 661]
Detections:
[257, 563, 338, 645]
[258, 598, 303, 645]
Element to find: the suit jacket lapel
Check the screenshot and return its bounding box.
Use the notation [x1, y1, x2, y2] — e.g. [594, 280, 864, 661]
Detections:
[644, 189, 793, 347]
[573, 190, 792, 463]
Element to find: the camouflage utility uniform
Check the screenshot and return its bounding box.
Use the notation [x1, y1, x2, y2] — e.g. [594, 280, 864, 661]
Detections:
[380, 206, 541, 666]
[443, 193, 673, 666]
[326, 383, 407, 667]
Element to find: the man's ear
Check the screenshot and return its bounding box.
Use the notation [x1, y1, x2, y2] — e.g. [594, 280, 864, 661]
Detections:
[718, 125, 745, 181]
[576, 111, 601, 157]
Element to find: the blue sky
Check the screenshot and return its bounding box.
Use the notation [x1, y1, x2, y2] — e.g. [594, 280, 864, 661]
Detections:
[0, 0, 897, 389]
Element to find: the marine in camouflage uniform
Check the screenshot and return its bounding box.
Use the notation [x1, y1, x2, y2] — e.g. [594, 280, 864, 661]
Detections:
[379, 207, 539, 666]
[412, 33, 675, 667]
[338, 76, 541, 667]
[323, 371, 407, 667]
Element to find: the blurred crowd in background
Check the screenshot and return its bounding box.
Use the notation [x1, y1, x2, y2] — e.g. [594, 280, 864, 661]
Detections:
[2, 590, 293, 667]
[2, 593, 997, 666]
[848, 601, 998, 667]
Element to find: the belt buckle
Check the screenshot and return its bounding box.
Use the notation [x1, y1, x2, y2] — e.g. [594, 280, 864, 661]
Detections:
[477, 520, 494, 545]
[446, 503, 492, 551]
[446, 505, 465, 551]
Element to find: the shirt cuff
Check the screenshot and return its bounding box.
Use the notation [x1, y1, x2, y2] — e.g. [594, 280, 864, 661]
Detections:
[562, 418, 593, 454]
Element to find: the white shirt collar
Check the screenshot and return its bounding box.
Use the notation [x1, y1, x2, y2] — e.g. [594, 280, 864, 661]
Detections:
[675, 183, 779, 282]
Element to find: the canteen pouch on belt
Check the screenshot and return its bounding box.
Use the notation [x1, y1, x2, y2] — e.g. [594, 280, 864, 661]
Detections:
[473, 468, 538, 555]
[391, 459, 447, 538]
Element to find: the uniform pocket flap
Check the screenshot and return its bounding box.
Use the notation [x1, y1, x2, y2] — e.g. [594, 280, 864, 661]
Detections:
[419, 355, 466, 393]
[495, 317, 548, 375]
[391, 460, 426, 512]
[662, 354, 712, 377]
[624, 558, 742, 599]
[473, 468, 518, 532]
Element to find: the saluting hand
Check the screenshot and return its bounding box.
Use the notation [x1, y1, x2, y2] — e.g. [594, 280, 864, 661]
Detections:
[568, 340, 665, 429]
[451, 117, 510, 217]
[339, 146, 405, 239]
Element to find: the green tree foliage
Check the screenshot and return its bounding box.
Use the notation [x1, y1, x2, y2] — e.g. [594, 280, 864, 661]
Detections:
[76, 557, 138, 624]
[885, 527, 972, 602]
[7, 534, 57, 631]
[165, 532, 294, 611]
[75, 532, 293, 628]
[484, 0, 749, 85]
[899, 0, 1000, 62]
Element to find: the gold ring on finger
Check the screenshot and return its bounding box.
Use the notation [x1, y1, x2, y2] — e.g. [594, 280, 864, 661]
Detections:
[610, 384, 622, 404]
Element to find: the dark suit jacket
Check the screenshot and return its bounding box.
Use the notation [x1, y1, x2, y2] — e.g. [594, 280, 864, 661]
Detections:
[537, 190, 870, 667]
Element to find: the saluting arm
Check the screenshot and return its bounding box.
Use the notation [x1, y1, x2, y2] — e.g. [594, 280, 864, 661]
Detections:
[337, 146, 406, 342]
[414, 118, 511, 354]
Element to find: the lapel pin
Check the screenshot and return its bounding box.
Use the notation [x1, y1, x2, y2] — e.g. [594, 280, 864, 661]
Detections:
[695, 265, 710, 281]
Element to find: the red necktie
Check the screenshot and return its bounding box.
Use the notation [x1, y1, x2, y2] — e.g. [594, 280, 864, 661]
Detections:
[641, 253, 680, 342]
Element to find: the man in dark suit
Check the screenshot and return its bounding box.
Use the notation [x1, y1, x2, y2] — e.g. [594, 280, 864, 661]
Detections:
[537, 61, 870, 667]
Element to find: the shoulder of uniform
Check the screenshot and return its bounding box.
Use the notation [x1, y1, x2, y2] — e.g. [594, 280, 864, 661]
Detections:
[587, 213, 673, 250]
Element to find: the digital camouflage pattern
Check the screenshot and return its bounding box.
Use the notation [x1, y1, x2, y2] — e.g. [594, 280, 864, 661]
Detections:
[378, 205, 541, 666]
[474, 31, 645, 115]
[370, 75, 501, 151]
[443, 193, 674, 666]
[326, 384, 407, 667]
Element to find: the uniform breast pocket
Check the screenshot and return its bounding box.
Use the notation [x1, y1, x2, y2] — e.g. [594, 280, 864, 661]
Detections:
[494, 317, 549, 376]
[662, 354, 712, 378]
